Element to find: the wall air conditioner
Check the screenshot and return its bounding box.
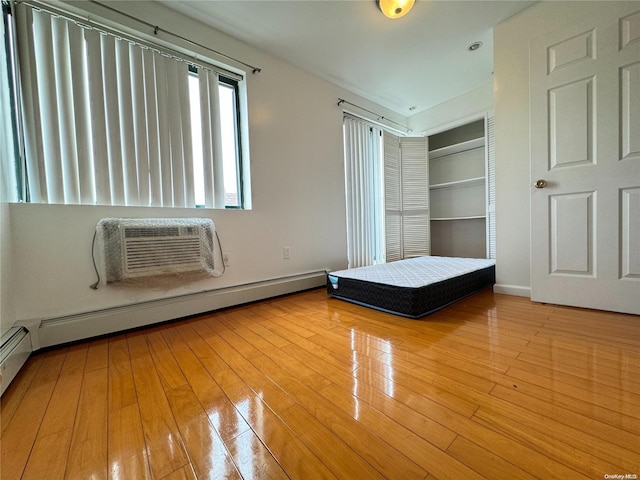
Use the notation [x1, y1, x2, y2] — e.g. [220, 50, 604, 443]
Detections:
[96, 218, 222, 283]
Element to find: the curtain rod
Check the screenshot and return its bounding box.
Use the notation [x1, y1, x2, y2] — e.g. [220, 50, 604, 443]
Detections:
[88, 0, 262, 74]
[337, 98, 411, 134]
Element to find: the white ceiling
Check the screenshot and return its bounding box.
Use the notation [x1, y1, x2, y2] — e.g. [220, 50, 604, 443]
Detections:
[160, 0, 537, 116]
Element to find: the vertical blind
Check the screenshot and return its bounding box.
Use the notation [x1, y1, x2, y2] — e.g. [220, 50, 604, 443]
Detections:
[13, 2, 228, 207]
[1, 4, 18, 202]
[343, 115, 385, 268]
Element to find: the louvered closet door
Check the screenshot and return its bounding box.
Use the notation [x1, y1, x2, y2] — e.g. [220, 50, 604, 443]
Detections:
[400, 137, 430, 257]
[486, 113, 496, 259]
[384, 133, 430, 261]
[384, 132, 402, 261]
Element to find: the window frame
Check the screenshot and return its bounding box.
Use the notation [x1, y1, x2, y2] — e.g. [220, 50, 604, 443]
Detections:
[218, 75, 243, 209]
[187, 66, 244, 209]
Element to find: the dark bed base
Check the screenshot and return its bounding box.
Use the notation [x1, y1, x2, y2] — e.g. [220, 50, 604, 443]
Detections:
[327, 264, 496, 318]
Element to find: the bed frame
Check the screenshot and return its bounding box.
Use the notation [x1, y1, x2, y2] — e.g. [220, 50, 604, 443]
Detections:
[327, 256, 495, 318]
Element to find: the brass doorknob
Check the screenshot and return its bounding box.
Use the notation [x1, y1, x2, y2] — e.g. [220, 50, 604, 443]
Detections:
[534, 179, 547, 189]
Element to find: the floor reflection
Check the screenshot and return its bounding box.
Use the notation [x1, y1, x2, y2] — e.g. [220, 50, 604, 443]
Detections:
[351, 329, 395, 400]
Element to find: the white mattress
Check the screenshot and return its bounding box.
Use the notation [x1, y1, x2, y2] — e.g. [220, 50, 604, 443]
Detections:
[329, 256, 496, 289]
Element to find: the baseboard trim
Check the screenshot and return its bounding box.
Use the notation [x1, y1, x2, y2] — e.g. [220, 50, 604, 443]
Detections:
[35, 270, 327, 349]
[493, 284, 531, 297]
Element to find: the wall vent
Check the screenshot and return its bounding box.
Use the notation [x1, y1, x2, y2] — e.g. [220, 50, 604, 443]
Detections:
[96, 218, 222, 283]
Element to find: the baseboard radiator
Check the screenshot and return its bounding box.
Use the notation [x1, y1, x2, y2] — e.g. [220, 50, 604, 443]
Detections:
[1, 327, 32, 395]
[34, 270, 328, 349]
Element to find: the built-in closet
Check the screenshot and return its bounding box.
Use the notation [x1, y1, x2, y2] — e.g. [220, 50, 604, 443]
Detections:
[384, 114, 495, 262]
[428, 118, 494, 259]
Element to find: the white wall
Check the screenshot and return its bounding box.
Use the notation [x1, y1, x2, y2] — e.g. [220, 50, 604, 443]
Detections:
[0, 204, 14, 338]
[409, 82, 493, 135]
[492, 0, 634, 296]
[7, 1, 407, 336]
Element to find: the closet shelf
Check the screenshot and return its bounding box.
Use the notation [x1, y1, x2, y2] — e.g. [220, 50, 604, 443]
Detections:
[431, 215, 486, 221]
[428, 137, 484, 159]
[430, 176, 485, 190]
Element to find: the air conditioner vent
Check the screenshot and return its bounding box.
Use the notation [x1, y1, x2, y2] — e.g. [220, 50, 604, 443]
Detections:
[96, 218, 223, 284]
[125, 227, 181, 238]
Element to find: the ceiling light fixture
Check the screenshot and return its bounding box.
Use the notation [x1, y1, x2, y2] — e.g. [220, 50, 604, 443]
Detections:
[377, 0, 415, 19]
[468, 41, 483, 52]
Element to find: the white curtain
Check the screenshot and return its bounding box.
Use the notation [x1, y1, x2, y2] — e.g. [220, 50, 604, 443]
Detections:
[343, 116, 385, 268]
[13, 3, 223, 207]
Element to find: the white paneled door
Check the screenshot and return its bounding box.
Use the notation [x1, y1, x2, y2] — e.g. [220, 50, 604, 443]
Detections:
[530, 5, 640, 314]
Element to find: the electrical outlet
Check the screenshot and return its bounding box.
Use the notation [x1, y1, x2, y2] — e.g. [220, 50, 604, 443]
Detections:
[283, 247, 291, 259]
[223, 253, 231, 267]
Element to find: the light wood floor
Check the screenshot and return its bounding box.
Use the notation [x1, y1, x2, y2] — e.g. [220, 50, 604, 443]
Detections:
[2, 288, 639, 480]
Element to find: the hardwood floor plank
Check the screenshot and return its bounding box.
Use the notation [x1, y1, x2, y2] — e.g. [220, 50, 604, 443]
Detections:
[224, 428, 289, 479]
[256, 339, 458, 453]
[0, 382, 57, 480]
[489, 378, 640, 435]
[202, 333, 297, 411]
[0, 354, 44, 434]
[21, 428, 73, 480]
[353, 363, 480, 418]
[211, 362, 338, 479]
[251, 353, 428, 479]
[130, 354, 189, 479]
[160, 325, 252, 443]
[126, 330, 151, 360]
[516, 351, 640, 393]
[506, 366, 640, 416]
[108, 403, 151, 480]
[59, 344, 88, 377]
[159, 464, 197, 480]
[472, 407, 626, 478]
[269, 322, 361, 374]
[3, 288, 638, 479]
[365, 345, 498, 394]
[242, 318, 292, 348]
[66, 368, 109, 480]
[278, 402, 387, 480]
[478, 388, 640, 470]
[108, 335, 137, 412]
[319, 382, 484, 480]
[146, 328, 188, 391]
[29, 347, 67, 387]
[446, 435, 538, 480]
[85, 338, 110, 372]
[523, 338, 640, 371]
[164, 384, 242, 480]
[35, 372, 83, 438]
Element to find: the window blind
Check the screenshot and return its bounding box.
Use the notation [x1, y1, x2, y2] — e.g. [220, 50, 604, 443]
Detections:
[0, 4, 18, 202]
[13, 2, 230, 207]
[343, 115, 385, 268]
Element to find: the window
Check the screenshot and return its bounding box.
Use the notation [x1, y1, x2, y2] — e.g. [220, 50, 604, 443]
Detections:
[188, 69, 243, 208]
[3, 2, 248, 208]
